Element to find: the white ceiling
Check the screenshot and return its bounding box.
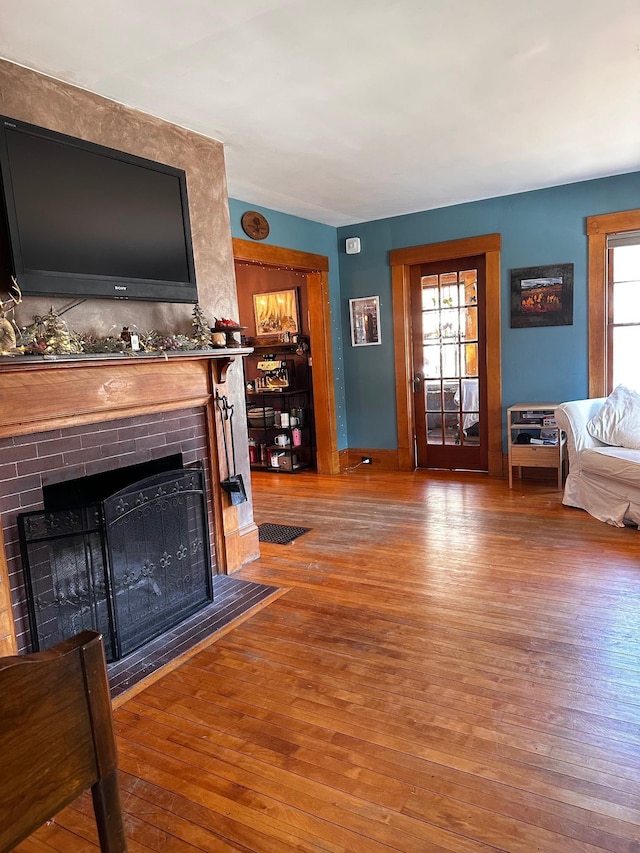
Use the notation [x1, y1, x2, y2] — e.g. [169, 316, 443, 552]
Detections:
[1, 0, 639, 226]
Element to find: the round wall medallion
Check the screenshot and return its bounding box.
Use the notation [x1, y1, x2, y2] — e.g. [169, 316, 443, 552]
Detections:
[241, 210, 270, 240]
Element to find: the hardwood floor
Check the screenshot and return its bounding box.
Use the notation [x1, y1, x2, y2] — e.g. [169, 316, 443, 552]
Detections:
[16, 469, 640, 852]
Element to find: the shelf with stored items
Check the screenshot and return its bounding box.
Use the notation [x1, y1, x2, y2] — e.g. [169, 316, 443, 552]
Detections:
[243, 336, 315, 473]
[246, 387, 314, 473]
[507, 403, 566, 489]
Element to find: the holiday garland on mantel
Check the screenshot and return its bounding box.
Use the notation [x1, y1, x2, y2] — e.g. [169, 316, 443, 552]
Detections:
[0, 296, 240, 358]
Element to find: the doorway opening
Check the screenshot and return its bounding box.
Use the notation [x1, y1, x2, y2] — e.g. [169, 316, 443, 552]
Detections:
[232, 238, 339, 475]
[235, 262, 316, 473]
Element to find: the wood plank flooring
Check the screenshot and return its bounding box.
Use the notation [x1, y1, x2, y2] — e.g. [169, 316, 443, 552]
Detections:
[15, 469, 640, 852]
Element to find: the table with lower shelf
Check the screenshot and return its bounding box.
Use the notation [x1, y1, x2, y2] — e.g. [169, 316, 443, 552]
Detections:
[507, 403, 566, 489]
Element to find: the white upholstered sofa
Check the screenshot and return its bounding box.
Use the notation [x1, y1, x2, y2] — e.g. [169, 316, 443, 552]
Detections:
[555, 389, 640, 527]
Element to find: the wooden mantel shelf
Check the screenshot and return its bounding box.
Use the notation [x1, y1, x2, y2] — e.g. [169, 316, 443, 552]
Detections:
[0, 347, 253, 441]
[0, 345, 252, 377]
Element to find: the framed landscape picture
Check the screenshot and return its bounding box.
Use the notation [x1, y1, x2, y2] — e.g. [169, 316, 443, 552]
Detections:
[253, 289, 299, 337]
[510, 263, 574, 328]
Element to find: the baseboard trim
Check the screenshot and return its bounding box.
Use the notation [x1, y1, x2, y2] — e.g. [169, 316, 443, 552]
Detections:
[342, 448, 400, 472]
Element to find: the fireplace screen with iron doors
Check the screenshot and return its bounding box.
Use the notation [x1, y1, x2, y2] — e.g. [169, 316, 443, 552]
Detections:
[18, 468, 213, 662]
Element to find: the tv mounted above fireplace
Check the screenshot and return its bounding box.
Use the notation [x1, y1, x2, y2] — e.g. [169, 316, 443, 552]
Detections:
[0, 115, 198, 303]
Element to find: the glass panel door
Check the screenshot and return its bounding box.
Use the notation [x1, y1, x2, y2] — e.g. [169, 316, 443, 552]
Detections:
[412, 256, 487, 470]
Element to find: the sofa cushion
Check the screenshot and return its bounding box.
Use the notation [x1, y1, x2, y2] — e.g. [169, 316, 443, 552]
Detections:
[581, 446, 640, 486]
[586, 385, 640, 449]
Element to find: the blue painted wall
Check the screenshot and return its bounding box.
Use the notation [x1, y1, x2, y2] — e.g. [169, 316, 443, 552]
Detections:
[337, 172, 640, 450]
[231, 174, 640, 454]
[228, 198, 347, 448]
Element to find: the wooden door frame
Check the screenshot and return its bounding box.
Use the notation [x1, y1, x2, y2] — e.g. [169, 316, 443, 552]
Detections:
[390, 234, 503, 476]
[233, 238, 340, 474]
[586, 208, 640, 398]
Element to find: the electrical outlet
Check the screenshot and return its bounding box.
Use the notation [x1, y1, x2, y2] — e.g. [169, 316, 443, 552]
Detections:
[361, 456, 372, 464]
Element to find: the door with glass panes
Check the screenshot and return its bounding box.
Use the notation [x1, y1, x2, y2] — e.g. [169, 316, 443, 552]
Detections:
[411, 255, 488, 470]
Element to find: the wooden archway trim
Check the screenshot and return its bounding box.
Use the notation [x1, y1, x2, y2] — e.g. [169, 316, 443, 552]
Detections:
[232, 238, 339, 474]
[390, 234, 503, 476]
[586, 208, 640, 398]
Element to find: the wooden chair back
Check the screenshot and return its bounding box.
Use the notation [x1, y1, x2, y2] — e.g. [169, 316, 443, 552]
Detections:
[0, 630, 126, 852]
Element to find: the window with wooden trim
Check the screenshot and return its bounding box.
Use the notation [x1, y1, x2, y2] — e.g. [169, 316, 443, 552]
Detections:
[607, 232, 640, 391]
[587, 209, 640, 398]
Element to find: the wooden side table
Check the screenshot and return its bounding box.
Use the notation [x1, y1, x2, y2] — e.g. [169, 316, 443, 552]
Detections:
[507, 403, 566, 489]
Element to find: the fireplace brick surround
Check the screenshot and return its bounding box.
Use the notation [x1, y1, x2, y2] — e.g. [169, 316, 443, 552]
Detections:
[0, 351, 258, 657]
[3, 408, 211, 652]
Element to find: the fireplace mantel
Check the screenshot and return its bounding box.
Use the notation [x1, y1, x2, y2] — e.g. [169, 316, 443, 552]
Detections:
[0, 348, 258, 656]
[0, 348, 252, 439]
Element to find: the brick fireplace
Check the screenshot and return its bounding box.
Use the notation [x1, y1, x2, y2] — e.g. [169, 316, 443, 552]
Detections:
[0, 351, 259, 657]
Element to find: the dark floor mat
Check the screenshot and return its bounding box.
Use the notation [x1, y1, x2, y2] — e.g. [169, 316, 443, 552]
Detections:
[258, 523, 312, 545]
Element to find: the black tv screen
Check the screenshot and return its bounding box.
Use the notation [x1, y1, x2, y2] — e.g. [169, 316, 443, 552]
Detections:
[0, 116, 198, 302]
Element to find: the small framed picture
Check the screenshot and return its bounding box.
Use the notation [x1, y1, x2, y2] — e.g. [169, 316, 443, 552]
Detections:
[253, 289, 299, 337]
[349, 295, 381, 346]
[510, 264, 574, 328]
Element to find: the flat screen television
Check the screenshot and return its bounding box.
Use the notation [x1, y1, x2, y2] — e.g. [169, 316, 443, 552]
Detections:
[0, 115, 198, 302]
